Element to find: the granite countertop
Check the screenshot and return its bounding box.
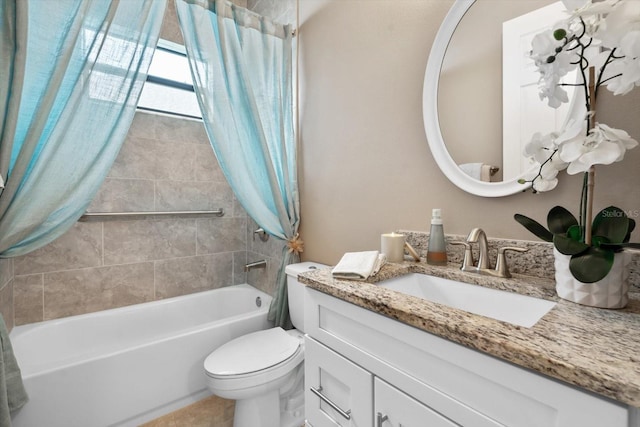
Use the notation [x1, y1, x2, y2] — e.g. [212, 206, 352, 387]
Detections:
[299, 261, 640, 408]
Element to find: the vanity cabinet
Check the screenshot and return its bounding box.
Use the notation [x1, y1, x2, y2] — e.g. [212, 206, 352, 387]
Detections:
[304, 287, 635, 427]
[374, 378, 458, 427]
[305, 337, 372, 426]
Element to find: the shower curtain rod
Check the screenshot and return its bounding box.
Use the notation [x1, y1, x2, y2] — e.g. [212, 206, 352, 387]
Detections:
[79, 209, 225, 221]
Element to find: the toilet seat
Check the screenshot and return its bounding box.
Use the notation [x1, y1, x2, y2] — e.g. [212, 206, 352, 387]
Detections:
[204, 328, 304, 391]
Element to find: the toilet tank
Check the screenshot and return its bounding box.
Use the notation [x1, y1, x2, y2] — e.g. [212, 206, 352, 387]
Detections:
[285, 262, 327, 332]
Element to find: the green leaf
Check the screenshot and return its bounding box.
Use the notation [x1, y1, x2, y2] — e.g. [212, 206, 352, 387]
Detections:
[601, 242, 640, 251]
[553, 28, 567, 40]
[569, 247, 614, 283]
[624, 219, 636, 243]
[591, 235, 610, 248]
[514, 214, 553, 242]
[567, 224, 582, 241]
[554, 234, 589, 255]
[547, 206, 578, 235]
[592, 206, 630, 243]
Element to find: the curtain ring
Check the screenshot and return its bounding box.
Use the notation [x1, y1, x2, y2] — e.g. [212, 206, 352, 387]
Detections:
[286, 233, 304, 255]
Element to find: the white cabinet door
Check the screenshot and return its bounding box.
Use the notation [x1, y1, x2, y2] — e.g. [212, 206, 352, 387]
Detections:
[375, 378, 460, 427]
[305, 337, 372, 427]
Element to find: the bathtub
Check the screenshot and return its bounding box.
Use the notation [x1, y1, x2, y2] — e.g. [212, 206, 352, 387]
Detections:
[10, 284, 272, 427]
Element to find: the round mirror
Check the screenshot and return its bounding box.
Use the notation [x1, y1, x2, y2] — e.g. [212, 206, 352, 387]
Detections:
[423, 0, 565, 197]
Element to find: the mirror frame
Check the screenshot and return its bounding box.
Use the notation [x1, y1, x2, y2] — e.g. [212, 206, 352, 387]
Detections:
[422, 0, 532, 197]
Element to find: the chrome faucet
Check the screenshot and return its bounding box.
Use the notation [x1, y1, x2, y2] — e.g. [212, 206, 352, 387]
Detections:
[466, 228, 490, 270]
[453, 228, 528, 278]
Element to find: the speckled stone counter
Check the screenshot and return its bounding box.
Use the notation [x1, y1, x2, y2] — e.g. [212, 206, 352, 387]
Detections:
[299, 261, 640, 408]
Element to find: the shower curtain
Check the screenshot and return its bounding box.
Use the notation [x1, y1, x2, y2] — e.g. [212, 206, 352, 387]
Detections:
[0, 0, 166, 257]
[0, 0, 166, 422]
[176, 0, 300, 328]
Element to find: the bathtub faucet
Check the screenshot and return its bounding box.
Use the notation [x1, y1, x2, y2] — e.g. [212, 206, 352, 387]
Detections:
[244, 260, 267, 272]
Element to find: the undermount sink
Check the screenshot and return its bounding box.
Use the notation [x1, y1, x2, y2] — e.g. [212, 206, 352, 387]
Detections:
[378, 273, 556, 328]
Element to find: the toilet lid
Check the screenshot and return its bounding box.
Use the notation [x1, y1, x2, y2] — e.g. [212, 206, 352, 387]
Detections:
[204, 327, 301, 376]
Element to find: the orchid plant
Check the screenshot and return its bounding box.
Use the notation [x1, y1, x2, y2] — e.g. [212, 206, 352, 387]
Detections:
[515, 0, 640, 283]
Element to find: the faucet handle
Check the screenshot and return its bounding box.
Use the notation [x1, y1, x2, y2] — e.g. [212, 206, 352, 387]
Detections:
[450, 241, 475, 272]
[495, 246, 528, 278]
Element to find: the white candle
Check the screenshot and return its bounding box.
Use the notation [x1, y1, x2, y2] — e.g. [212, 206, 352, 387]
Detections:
[381, 232, 405, 263]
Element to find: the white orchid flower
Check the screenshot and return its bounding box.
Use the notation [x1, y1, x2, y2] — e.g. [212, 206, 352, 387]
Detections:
[530, 31, 563, 64]
[595, 123, 639, 156]
[522, 130, 568, 192]
[562, 0, 617, 37]
[558, 123, 638, 174]
[533, 177, 559, 192]
[597, 0, 640, 49]
[524, 131, 558, 164]
[521, 0, 640, 194]
[603, 32, 640, 95]
[525, 166, 560, 192]
[530, 26, 579, 108]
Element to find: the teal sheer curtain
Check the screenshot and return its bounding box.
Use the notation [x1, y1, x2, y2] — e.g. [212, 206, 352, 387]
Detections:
[0, 0, 166, 257]
[176, 0, 300, 328]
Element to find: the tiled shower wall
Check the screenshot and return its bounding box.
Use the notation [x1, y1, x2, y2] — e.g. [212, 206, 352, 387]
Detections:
[6, 112, 285, 326]
[0, 0, 296, 329]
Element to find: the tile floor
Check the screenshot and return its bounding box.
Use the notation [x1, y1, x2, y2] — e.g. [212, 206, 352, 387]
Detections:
[141, 395, 306, 427]
[140, 395, 234, 427]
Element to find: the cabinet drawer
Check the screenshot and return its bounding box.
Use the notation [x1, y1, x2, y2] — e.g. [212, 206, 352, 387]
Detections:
[305, 337, 372, 427]
[305, 287, 629, 427]
[375, 378, 459, 427]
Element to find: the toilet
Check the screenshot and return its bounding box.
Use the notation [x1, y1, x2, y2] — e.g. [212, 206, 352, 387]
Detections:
[204, 261, 325, 427]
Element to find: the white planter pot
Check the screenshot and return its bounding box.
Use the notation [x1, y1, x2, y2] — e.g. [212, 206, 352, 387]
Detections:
[554, 248, 631, 309]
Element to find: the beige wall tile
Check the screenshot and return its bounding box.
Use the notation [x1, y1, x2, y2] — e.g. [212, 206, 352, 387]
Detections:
[14, 274, 43, 326]
[155, 143, 197, 182]
[246, 252, 280, 295]
[104, 219, 196, 265]
[194, 144, 225, 182]
[232, 198, 248, 218]
[155, 253, 233, 299]
[14, 222, 102, 275]
[160, 0, 184, 45]
[152, 114, 208, 145]
[233, 251, 247, 285]
[196, 217, 247, 255]
[89, 178, 155, 212]
[156, 181, 234, 212]
[247, 218, 287, 258]
[127, 111, 159, 140]
[109, 136, 158, 180]
[43, 263, 154, 320]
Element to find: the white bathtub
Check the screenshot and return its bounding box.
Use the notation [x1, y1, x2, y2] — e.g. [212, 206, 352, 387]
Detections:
[10, 284, 272, 427]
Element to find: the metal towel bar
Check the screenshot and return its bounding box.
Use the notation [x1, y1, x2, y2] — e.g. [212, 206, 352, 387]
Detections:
[79, 209, 224, 221]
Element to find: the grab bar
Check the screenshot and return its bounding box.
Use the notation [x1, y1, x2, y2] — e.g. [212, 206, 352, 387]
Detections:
[79, 209, 224, 221]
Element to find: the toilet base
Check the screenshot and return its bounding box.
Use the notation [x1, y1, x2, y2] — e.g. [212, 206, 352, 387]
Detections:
[231, 366, 305, 427]
[234, 390, 280, 427]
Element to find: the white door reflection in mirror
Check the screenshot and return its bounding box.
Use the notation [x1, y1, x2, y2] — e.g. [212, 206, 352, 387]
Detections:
[502, 2, 578, 181]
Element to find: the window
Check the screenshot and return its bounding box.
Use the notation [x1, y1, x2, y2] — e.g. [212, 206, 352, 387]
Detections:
[137, 39, 202, 119]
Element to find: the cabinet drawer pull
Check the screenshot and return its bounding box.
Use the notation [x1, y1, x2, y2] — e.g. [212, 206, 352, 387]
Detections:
[310, 386, 352, 420]
[377, 412, 389, 426]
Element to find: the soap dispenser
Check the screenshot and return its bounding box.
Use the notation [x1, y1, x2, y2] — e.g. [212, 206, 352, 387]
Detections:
[427, 208, 447, 266]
